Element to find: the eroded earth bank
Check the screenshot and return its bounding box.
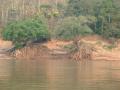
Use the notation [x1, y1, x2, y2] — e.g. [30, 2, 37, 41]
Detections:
[1, 35, 120, 61]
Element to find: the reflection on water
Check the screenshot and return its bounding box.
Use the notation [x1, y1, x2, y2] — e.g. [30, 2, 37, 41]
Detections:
[0, 59, 120, 90]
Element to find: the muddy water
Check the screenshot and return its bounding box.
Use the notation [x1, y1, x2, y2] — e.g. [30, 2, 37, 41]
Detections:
[0, 58, 120, 90]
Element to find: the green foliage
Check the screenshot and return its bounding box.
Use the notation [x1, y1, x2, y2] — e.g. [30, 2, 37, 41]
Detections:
[65, 0, 82, 16]
[1, 0, 120, 47]
[54, 17, 93, 40]
[2, 16, 50, 49]
[65, 0, 100, 16]
[40, 4, 60, 19]
[93, 0, 120, 38]
[100, 27, 120, 39]
[64, 0, 120, 39]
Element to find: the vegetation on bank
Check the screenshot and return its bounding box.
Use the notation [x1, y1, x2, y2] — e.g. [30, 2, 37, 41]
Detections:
[54, 16, 93, 40]
[2, 16, 50, 49]
[0, 0, 120, 60]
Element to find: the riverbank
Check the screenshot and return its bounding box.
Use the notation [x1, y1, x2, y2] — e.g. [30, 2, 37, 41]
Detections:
[43, 36, 120, 61]
[1, 35, 120, 61]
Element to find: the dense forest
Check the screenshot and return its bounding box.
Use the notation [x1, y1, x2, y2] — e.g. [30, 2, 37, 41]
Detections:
[0, 0, 65, 25]
[0, 0, 120, 49]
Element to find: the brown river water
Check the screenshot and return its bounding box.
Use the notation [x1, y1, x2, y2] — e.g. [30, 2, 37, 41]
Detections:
[0, 58, 120, 90]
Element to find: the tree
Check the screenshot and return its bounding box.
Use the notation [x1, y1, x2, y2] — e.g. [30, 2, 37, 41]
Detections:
[2, 16, 50, 49]
[54, 16, 93, 40]
[93, 0, 120, 38]
[65, 0, 82, 16]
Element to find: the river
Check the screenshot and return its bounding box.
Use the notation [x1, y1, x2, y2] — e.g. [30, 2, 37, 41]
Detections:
[0, 58, 120, 90]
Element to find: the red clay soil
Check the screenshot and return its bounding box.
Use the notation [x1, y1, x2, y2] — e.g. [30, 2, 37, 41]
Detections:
[1, 35, 120, 61]
[0, 39, 12, 49]
[43, 36, 120, 61]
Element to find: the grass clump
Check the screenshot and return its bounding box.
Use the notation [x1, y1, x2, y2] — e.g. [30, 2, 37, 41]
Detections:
[103, 44, 116, 50]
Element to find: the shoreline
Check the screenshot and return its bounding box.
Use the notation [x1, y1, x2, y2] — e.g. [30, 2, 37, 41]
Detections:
[1, 35, 120, 61]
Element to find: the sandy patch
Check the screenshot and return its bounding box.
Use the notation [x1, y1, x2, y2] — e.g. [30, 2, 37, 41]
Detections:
[0, 39, 13, 49]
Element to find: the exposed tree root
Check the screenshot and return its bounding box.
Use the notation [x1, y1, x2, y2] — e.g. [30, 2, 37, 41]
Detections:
[70, 39, 95, 60]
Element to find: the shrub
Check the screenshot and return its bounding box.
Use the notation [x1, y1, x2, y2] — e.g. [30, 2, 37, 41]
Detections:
[101, 26, 120, 39]
[54, 17, 93, 40]
[2, 16, 50, 49]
